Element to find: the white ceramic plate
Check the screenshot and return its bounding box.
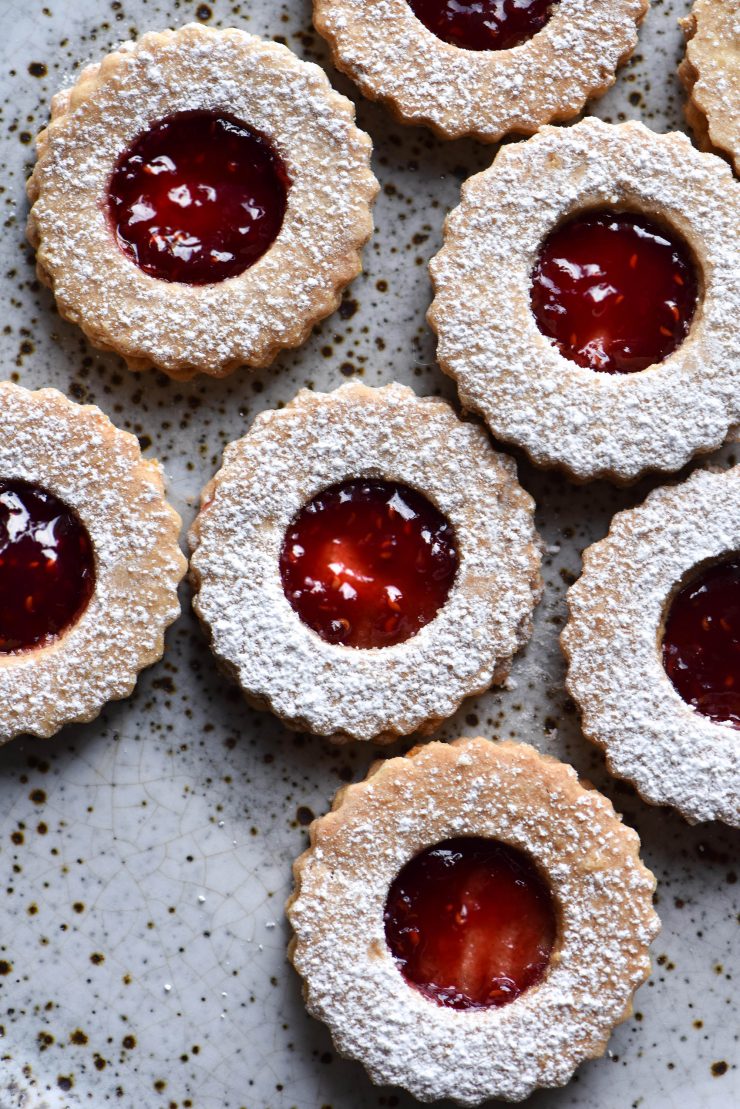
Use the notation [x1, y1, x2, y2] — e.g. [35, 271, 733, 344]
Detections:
[0, 1, 737, 1106]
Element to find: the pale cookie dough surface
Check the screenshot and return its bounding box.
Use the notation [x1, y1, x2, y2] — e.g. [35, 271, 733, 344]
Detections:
[289, 738, 659, 1104]
[189, 383, 542, 744]
[0, 1, 737, 1108]
[563, 466, 740, 827]
[429, 118, 739, 484]
[27, 24, 378, 379]
[314, 0, 648, 142]
[679, 0, 740, 175]
[0, 382, 186, 743]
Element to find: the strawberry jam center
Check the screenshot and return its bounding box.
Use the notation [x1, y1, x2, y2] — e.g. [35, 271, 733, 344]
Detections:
[662, 556, 740, 728]
[108, 110, 289, 285]
[279, 479, 458, 649]
[531, 209, 698, 374]
[384, 837, 556, 1010]
[407, 0, 557, 50]
[0, 481, 95, 653]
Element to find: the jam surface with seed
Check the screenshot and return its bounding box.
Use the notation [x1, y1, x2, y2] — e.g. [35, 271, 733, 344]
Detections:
[530, 209, 698, 374]
[662, 556, 740, 728]
[0, 481, 95, 653]
[384, 836, 556, 1010]
[407, 0, 556, 51]
[279, 479, 458, 649]
[108, 110, 289, 285]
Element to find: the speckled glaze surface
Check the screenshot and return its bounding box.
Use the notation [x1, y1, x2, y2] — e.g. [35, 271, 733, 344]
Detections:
[0, 2, 737, 1108]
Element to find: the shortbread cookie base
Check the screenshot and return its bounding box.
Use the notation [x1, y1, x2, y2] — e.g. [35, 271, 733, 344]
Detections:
[429, 117, 739, 484]
[563, 465, 740, 827]
[27, 24, 378, 379]
[313, 0, 647, 142]
[189, 383, 542, 743]
[0, 382, 186, 742]
[289, 738, 659, 1104]
[679, 0, 740, 175]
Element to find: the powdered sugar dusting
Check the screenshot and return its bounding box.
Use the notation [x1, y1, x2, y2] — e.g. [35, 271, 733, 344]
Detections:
[189, 383, 542, 743]
[563, 465, 740, 826]
[429, 118, 740, 483]
[314, 0, 647, 141]
[0, 382, 186, 741]
[27, 24, 378, 378]
[289, 738, 660, 1104]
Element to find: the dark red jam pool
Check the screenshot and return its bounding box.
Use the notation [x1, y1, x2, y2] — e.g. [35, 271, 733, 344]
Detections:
[662, 556, 740, 728]
[407, 0, 557, 51]
[279, 479, 458, 649]
[384, 837, 557, 1010]
[108, 110, 289, 285]
[530, 209, 698, 374]
[0, 480, 95, 653]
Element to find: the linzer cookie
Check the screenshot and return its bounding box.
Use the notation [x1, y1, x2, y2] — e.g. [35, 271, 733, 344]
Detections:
[563, 465, 740, 827]
[288, 738, 659, 1103]
[27, 24, 378, 379]
[313, 0, 647, 141]
[0, 382, 186, 743]
[188, 382, 542, 743]
[429, 118, 739, 483]
[679, 0, 740, 175]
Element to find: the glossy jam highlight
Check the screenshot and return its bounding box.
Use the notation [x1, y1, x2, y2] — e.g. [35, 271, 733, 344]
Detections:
[530, 210, 698, 374]
[662, 556, 740, 728]
[0, 481, 95, 652]
[384, 836, 556, 1010]
[407, 0, 557, 51]
[279, 479, 458, 649]
[108, 110, 289, 285]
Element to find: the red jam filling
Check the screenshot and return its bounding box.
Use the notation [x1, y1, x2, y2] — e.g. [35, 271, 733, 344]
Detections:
[662, 556, 740, 728]
[407, 0, 557, 51]
[384, 837, 556, 1010]
[279, 479, 458, 649]
[530, 210, 698, 374]
[108, 110, 289, 285]
[0, 481, 95, 653]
